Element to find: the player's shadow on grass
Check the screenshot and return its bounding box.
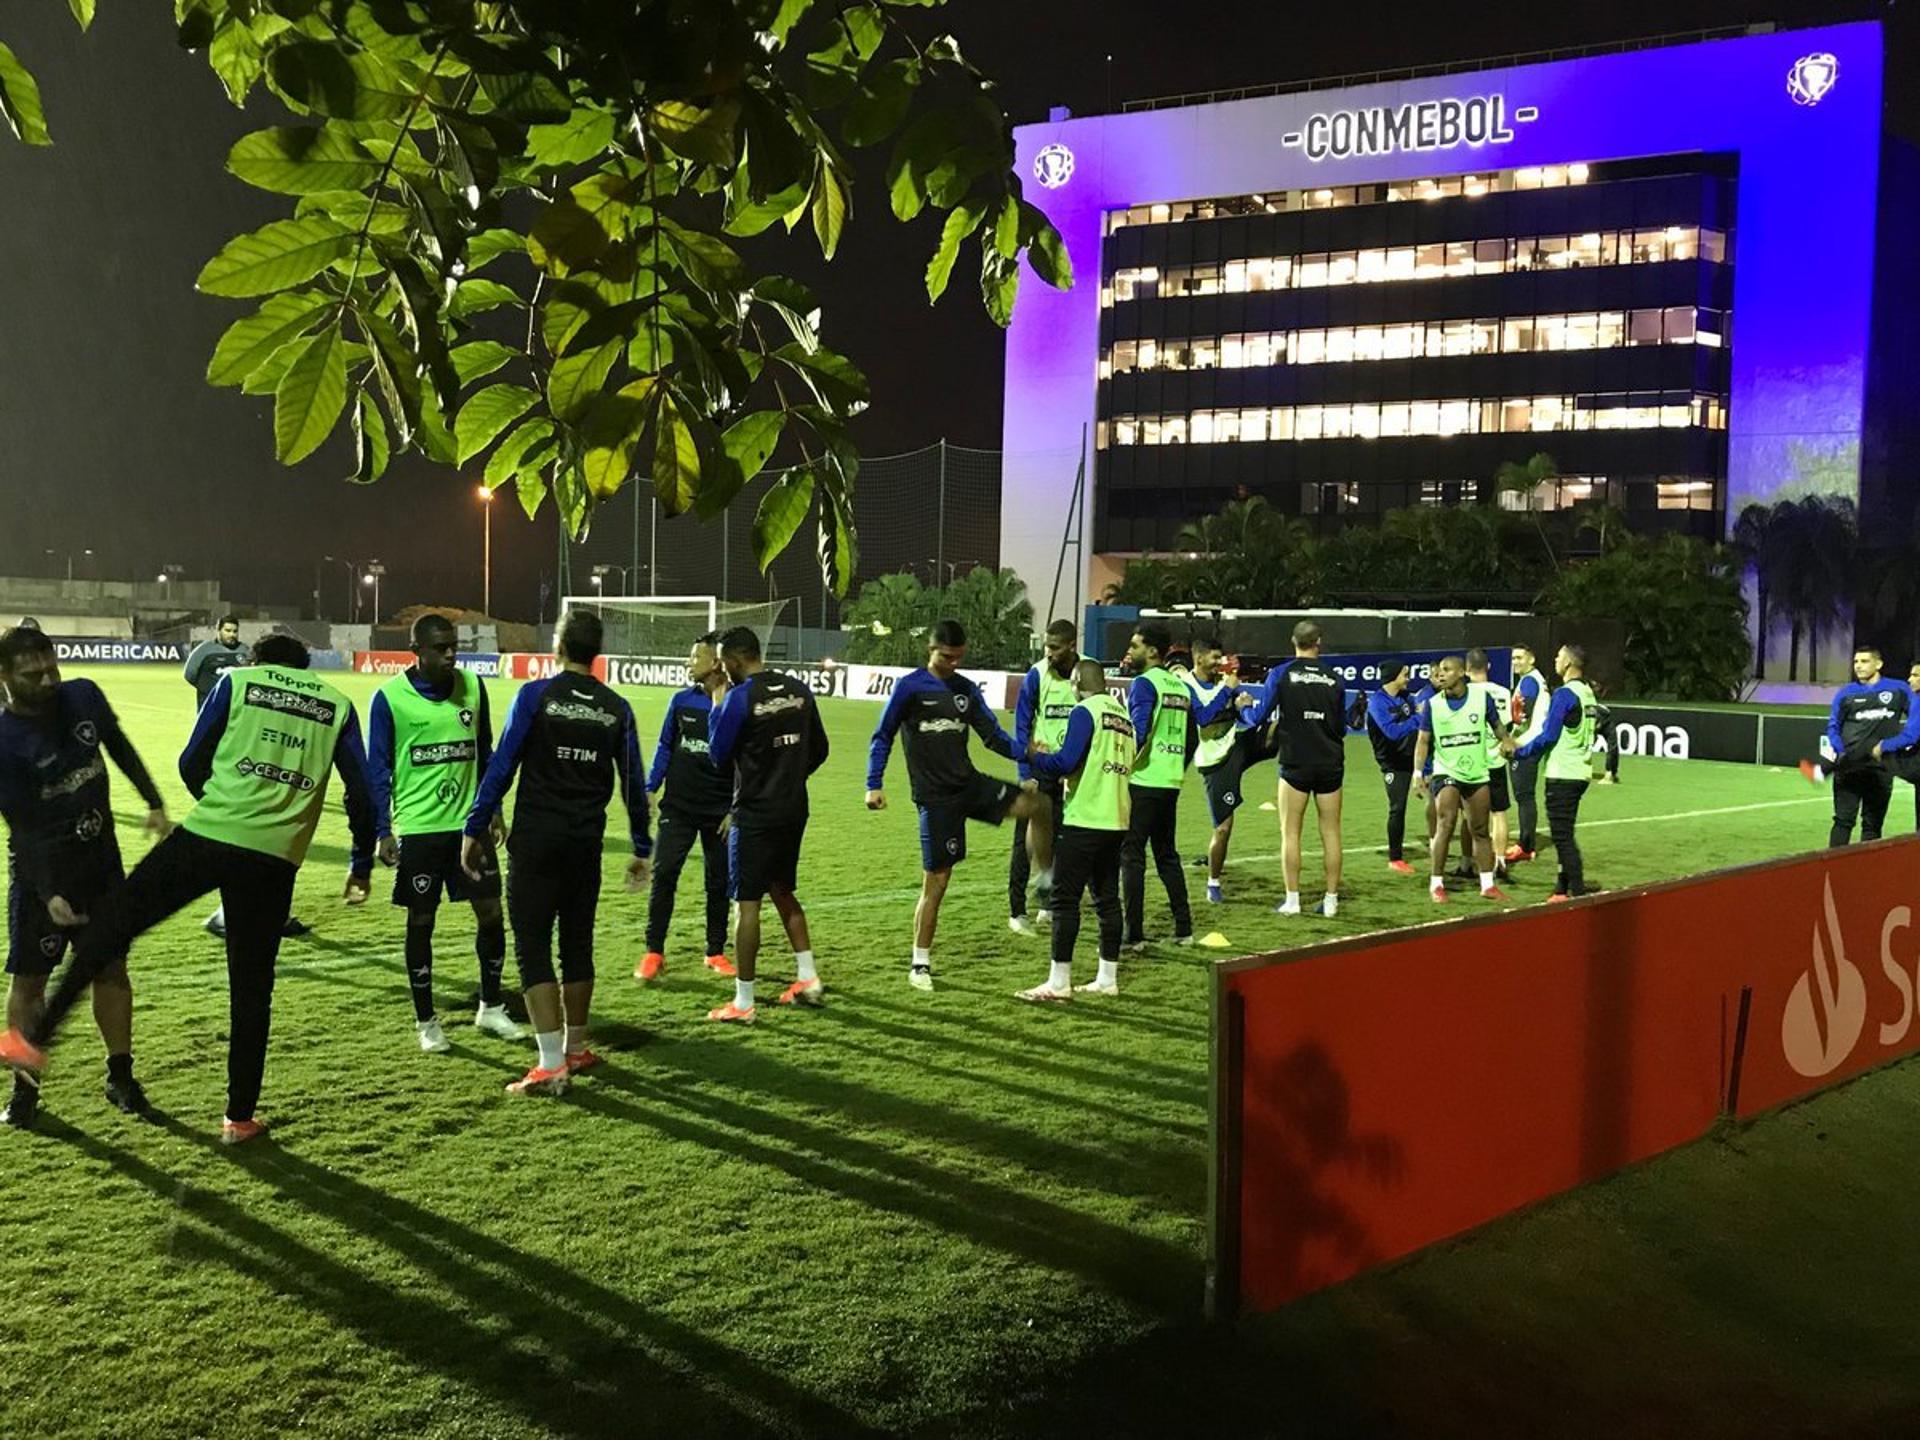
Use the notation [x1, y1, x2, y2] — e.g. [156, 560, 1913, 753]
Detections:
[816, 1004, 1207, 1116]
[62, 1119, 881, 1440]
[642, 1027, 1203, 1213]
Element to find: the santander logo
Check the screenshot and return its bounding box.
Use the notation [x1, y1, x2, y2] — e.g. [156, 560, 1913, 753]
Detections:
[1780, 877, 1870, 1077]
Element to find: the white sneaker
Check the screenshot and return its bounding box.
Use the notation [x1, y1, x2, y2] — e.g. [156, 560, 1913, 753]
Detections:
[1321, 895, 1339, 918]
[473, 1004, 524, 1041]
[1171, 934, 1195, 947]
[1008, 916, 1038, 937]
[416, 1018, 450, 1053]
[1074, 978, 1119, 996]
[1124, 939, 1149, 954]
[908, 967, 934, 992]
[1034, 908, 1053, 926]
[1015, 984, 1073, 1003]
[1276, 897, 1302, 916]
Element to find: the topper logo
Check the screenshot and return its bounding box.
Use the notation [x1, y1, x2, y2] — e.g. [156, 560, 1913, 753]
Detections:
[1787, 52, 1839, 107]
[1033, 143, 1074, 190]
[1781, 876, 1869, 1078]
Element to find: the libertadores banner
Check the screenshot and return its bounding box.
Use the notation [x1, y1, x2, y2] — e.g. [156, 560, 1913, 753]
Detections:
[1210, 837, 1920, 1317]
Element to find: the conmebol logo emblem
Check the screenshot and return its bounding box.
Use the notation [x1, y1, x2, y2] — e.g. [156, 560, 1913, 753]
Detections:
[1781, 876, 1868, 1077]
[1787, 52, 1839, 107]
[1033, 143, 1075, 189]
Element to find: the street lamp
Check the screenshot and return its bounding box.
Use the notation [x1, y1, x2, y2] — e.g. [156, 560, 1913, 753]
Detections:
[46, 548, 93, 582]
[362, 560, 386, 626]
[592, 563, 630, 596]
[477, 485, 494, 618]
[323, 555, 359, 623]
[156, 563, 183, 602]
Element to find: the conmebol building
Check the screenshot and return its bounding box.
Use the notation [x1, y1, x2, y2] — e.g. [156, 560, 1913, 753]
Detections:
[1001, 21, 1917, 618]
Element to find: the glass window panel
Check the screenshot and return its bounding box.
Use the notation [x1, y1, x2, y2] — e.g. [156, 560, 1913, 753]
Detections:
[1216, 409, 1242, 442]
[1409, 401, 1440, 435]
[1598, 311, 1625, 348]
[1666, 226, 1699, 262]
[1502, 398, 1532, 432]
[1246, 258, 1276, 292]
[1446, 241, 1475, 276]
[1351, 404, 1381, 439]
[1503, 317, 1535, 353]
[1223, 260, 1248, 293]
[1358, 248, 1391, 283]
[1137, 338, 1159, 370]
[1352, 326, 1384, 362]
[1566, 314, 1599, 350]
[1663, 307, 1696, 344]
[1111, 341, 1137, 373]
[1162, 416, 1188, 444]
[1438, 400, 1473, 435]
[1536, 314, 1568, 351]
[1475, 238, 1509, 273]
[1414, 243, 1447, 277]
[1700, 229, 1728, 264]
[1632, 230, 1666, 263]
[1661, 402, 1692, 428]
[1471, 319, 1499, 354]
[1219, 334, 1244, 369]
[1270, 256, 1294, 288]
[1142, 416, 1163, 444]
[1113, 418, 1136, 445]
[1296, 253, 1329, 288]
[1294, 330, 1326, 365]
[1269, 407, 1293, 441]
[1532, 396, 1566, 431]
[1322, 406, 1353, 439]
[1328, 251, 1359, 286]
[1441, 319, 1475, 357]
[1192, 336, 1220, 368]
[1325, 328, 1355, 364]
[1240, 407, 1269, 442]
[1384, 247, 1416, 279]
[1568, 232, 1603, 268]
[1597, 231, 1619, 266]
[1384, 323, 1420, 359]
[1295, 406, 1324, 440]
[1379, 402, 1410, 437]
[1539, 235, 1571, 268]
[1628, 310, 1663, 346]
[1191, 411, 1216, 444]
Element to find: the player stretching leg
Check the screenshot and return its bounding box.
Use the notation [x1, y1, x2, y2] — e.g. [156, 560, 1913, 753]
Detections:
[464, 610, 649, 1094]
[867, 620, 1050, 992]
[1512, 645, 1600, 901]
[1018, 661, 1133, 1001]
[1412, 656, 1511, 905]
[637, 632, 736, 984]
[706, 628, 830, 1022]
[0, 627, 170, 1128]
[367, 614, 520, 1053]
[1008, 621, 1076, 935]
[1186, 636, 1276, 905]
[1799, 646, 1918, 847]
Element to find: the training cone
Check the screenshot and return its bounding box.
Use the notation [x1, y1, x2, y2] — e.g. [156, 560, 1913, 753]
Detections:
[1199, 931, 1233, 949]
[1258, 801, 1277, 812]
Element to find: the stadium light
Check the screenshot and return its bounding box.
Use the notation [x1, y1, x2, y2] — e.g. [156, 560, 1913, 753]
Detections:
[477, 486, 493, 618]
[362, 561, 386, 625]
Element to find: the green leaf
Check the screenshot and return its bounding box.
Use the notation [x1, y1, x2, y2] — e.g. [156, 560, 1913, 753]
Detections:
[980, 246, 1020, 327]
[724, 176, 809, 238]
[294, 190, 409, 234]
[176, 2, 216, 51]
[452, 340, 518, 385]
[927, 194, 986, 302]
[842, 4, 885, 60]
[774, 343, 870, 413]
[722, 410, 786, 489]
[751, 276, 821, 353]
[515, 468, 547, 520]
[208, 291, 334, 387]
[447, 279, 521, 320]
[843, 59, 917, 148]
[992, 194, 1020, 259]
[208, 22, 263, 105]
[463, 228, 525, 272]
[659, 218, 746, 291]
[0, 42, 52, 147]
[817, 472, 859, 597]
[352, 391, 390, 484]
[579, 378, 656, 499]
[455, 384, 540, 465]
[68, 0, 97, 31]
[526, 108, 615, 168]
[485, 417, 557, 490]
[1023, 206, 1073, 291]
[229, 126, 381, 195]
[527, 189, 627, 277]
[753, 467, 815, 573]
[810, 157, 850, 261]
[359, 309, 422, 446]
[546, 340, 619, 423]
[196, 216, 353, 297]
[770, 0, 814, 42]
[652, 391, 703, 515]
[416, 391, 458, 464]
[269, 44, 413, 122]
[651, 97, 740, 169]
[274, 326, 349, 464]
[477, 70, 571, 123]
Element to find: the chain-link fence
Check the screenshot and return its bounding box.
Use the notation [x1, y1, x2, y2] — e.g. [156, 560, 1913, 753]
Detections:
[563, 441, 1002, 631]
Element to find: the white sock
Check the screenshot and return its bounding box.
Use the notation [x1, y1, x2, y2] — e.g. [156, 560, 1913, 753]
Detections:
[1096, 958, 1119, 986]
[911, 946, 931, 971]
[1048, 961, 1072, 991]
[1480, 871, 1496, 893]
[416, 1016, 438, 1031]
[1322, 892, 1338, 915]
[794, 950, 817, 982]
[735, 978, 755, 1010]
[1284, 890, 1299, 908]
[565, 1024, 588, 1054]
[534, 1029, 564, 1071]
[1430, 874, 1445, 893]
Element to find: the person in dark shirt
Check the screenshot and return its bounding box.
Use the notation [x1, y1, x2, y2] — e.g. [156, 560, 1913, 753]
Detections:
[464, 609, 649, 1095]
[183, 617, 249, 709]
[367, 614, 519, 1053]
[1800, 645, 1920, 847]
[1893, 662, 1920, 830]
[1507, 643, 1551, 860]
[637, 630, 736, 985]
[1365, 662, 1423, 877]
[866, 619, 1050, 992]
[1185, 636, 1280, 906]
[706, 626, 829, 1021]
[2, 632, 375, 1145]
[1235, 620, 1349, 917]
[0, 626, 170, 1128]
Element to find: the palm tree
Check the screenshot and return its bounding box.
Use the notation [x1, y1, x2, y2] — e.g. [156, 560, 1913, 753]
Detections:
[942, 567, 1035, 668]
[1767, 496, 1857, 681]
[842, 571, 934, 666]
[1494, 451, 1562, 573]
[1731, 503, 1777, 679]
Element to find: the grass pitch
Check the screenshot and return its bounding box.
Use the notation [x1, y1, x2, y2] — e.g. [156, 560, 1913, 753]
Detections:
[0, 665, 1913, 1439]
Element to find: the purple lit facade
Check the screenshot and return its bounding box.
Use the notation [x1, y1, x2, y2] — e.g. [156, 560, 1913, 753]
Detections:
[1002, 23, 1886, 620]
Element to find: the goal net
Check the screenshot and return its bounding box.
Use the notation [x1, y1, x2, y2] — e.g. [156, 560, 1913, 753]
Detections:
[561, 595, 794, 660]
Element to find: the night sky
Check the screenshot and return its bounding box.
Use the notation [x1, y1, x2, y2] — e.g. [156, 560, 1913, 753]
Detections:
[0, 0, 1907, 621]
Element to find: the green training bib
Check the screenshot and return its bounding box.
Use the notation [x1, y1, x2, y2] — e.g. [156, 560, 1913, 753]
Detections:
[183, 665, 352, 865]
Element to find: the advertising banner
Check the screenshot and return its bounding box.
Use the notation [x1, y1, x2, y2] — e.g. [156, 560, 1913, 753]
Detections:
[845, 663, 1013, 708]
[1210, 838, 1920, 1317]
[51, 638, 188, 664]
[353, 650, 414, 676]
[1601, 703, 1825, 766]
[604, 656, 850, 698]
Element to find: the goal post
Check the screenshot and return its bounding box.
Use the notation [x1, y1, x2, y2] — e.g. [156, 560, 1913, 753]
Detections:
[561, 594, 795, 660]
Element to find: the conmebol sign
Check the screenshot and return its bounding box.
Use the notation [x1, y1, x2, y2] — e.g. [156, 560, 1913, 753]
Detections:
[1283, 94, 1530, 161]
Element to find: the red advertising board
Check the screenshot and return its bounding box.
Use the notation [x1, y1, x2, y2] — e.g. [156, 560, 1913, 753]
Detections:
[1211, 838, 1920, 1317]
